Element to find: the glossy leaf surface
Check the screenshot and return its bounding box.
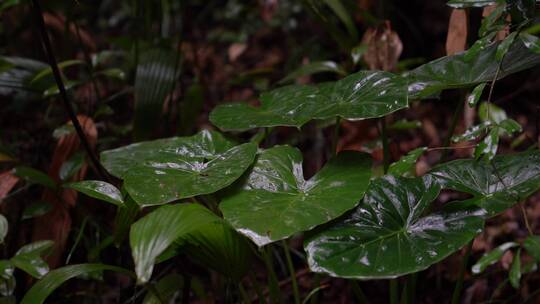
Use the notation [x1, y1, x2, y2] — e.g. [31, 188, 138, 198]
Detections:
[429, 150, 540, 216]
[20, 264, 132, 304]
[12, 166, 55, 189]
[10, 241, 53, 279]
[210, 71, 408, 130]
[65, 181, 123, 206]
[304, 176, 485, 279]
[471, 242, 518, 274]
[221, 146, 372, 246]
[388, 147, 426, 177]
[509, 249, 521, 289]
[447, 0, 498, 8]
[408, 39, 540, 98]
[101, 130, 257, 206]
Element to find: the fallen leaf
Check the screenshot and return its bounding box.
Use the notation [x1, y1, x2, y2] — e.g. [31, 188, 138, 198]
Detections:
[228, 43, 247, 62]
[0, 171, 19, 201]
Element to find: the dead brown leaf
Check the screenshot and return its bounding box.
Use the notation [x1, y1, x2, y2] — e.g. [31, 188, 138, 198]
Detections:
[32, 115, 97, 268]
[361, 21, 403, 72]
[446, 9, 468, 55]
[0, 171, 19, 201]
[228, 43, 248, 62]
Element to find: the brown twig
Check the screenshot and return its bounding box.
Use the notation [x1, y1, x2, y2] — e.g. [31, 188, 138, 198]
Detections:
[31, 0, 112, 183]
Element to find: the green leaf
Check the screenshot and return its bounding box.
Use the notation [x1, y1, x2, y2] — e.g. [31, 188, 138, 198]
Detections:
[210, 71, 408, 131]
[467, 83, 487, 107]
[143, 273, 183, 304]
[351, 45, 368, 66]
[279, 61, 346, 84]
[12, 166, 56, 189]
[10, 241, 53, 279]
[0, 216, 7, 244]
[29, 59, 84, 85]
[474, 127, 499, 160]
[520, 33, 540, 54]
[452, 121, 492, 142]
[304, 176, 485, 279]
[20, 264, 132, 304]
[471, 242, 518, 274]
[408, 39, 540, 98]
[479, 102, 507, 124]
[429, 150, 540, 216]
[323, 0, 358, 41]
[113, 195, 139, 245]
[496, 32, 518, 61]
[388, 147, 426, 177]
[133, 48, 181, 140]
[447, 0, 498, 8]
[101, 130, 257, 206]
[21, 201, 52, 220]
[498, 119, 522, 135]
[65, 181, 124, 206]
[59, 152, 85, 181]
[221, 146, 372, 247]
[178, 83, 204, 135]
[52, 124, 75, 139]
[509, 249, 522, 289]
[523, 235, 540, 262]
[130, 203, 250, 283]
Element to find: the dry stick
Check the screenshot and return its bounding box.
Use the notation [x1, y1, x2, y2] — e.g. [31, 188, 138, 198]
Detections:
[31, 0, 111, 183]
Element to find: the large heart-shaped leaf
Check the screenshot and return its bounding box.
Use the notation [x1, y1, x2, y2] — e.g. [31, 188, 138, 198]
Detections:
[429, 150, 540, 217]
[220, 146, 372, 247]
[408, 39, 540, 98]
[101, 130, 257, 206]
[304, 176, 485, 279]
[130, 203, 252, 283]
[210, 71, 408, 131]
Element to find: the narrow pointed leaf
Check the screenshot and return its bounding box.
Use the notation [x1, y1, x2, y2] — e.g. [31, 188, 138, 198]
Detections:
[474, 127, 499, 160]
[388, 147, 426, 177]
[279, 61, 346, 84]
[509, 249, 521, 289]
[21, 201, 52, 220]
[143, 273, 183, 304]
[12, 166, 55, 189]
[0, 216, 7, 244]
[496, 32, 518, 61]
[479, 102, 507, 124]
[210, 71, 408, 130]
[523, 236, 540, 262]
[429, 150, 540, 216]
[221, 146, 372, 247]
[20, 264, 132, 304]
[65, 181, 123, 206]
[10, 240, 53, 279]
[498, 119, 522, 135]
[467, 83, 487, 107]
[520, 33, 540, 53]
[471, 242, 518, 274]
[305, 176, 485, 279]
[101, 130, 257, 206]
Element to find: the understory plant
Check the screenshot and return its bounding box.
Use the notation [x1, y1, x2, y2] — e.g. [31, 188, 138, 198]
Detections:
[3, 0, 540, 303]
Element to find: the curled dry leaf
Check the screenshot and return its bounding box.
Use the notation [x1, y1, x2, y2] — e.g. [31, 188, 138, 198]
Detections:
[446, 9, 468, 55]
[361, 21, 403, 72]
[228, 43, 247, 62]
[32, 115, 97, 268]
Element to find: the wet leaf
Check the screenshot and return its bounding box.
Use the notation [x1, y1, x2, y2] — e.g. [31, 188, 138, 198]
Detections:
[101, 130, 257, 206]
[474, 127, 499, 160]
[59, 152, 85, 181]
[408, 39, 540, 98]
[304, 176, 485, 279]
[65, 180, 124, 206]
[467, 83, 487, 107]
[20, 264, 132, 304]
[429, 150, 540, 216]
[361, 21, 403, 71]
[211, 71, 408, 130]
[12, 166, 56, 189]
[221, 146, 372, 247]
[498, 119, 522, 135]
[130, 203, 251, 283]
[452, 121, 492, 142]
[279, 61, 346, 84]
[10, 241, 53, 279]
[388, 147, 427, 177]
[520, 33, 540, 53]
[509, 248, 521, 289]
[447, 0, 498, 8]
[471, 242, 518, 274]
[523, 235, 540, 262]
[496, 32, 518, 61]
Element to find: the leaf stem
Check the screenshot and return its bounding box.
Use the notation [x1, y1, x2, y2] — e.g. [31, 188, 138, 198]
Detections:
[520, 203, 534, 236]
[282, 240, 301, 304]
[332, 117, 341, 157]
[262, 247, 282, 304]
[31, 0, 112, 183]
[389, 279, 398, 304]
[451, 241, 474, 304]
